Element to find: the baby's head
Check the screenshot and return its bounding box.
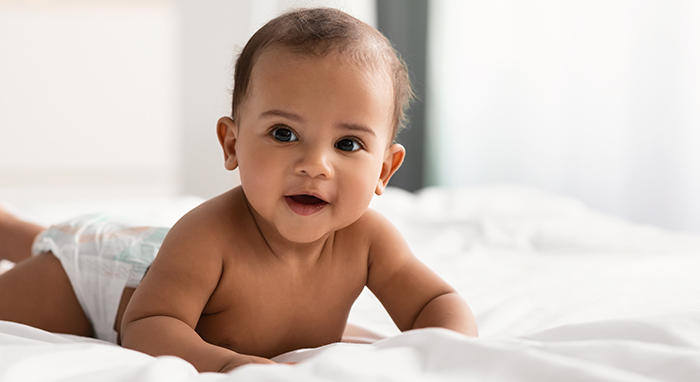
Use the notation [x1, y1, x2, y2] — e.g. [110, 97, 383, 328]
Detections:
[231, 7, 412, 140]
[218, 8, 411, 243]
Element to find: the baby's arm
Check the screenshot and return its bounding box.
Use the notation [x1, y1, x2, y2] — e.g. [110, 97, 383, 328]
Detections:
[365, 211, 478, 337]
[120, 208, 273, 372]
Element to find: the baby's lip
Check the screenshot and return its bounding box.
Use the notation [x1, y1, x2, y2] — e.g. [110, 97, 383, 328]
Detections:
[284, 192, 329, 216]
[285, 191, 328, 204]
[288, 194, 326, 205]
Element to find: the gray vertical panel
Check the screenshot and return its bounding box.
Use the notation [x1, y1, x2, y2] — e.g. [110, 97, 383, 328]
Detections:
[376, 0, 428, 192]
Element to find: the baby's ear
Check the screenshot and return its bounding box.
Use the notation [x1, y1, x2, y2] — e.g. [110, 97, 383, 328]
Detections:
[375, 143, 406, 195]
[217, 116, 239, 171]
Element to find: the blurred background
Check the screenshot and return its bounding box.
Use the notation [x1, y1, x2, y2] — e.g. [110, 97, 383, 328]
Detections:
[1, 0, 699, 234]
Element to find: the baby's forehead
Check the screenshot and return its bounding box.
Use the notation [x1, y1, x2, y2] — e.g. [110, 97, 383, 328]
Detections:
[252, 48, 394, 110]
[255, 46, 392, 81]
[247, 48, 395, 138]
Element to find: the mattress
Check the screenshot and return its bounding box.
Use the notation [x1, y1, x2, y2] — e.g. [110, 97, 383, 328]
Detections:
[1, 185, 699, 381]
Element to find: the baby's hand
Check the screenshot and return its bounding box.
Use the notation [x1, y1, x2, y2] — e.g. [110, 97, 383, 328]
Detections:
[219, 354, 277, 373]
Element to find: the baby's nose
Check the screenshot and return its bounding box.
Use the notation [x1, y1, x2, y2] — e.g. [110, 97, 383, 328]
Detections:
[294, 147, 334, 179]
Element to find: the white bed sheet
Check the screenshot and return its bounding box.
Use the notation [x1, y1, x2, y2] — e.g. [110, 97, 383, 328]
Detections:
[1, 185, 699, 381]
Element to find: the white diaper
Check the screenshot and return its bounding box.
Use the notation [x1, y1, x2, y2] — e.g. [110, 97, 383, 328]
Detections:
[32, 214, 169, 343]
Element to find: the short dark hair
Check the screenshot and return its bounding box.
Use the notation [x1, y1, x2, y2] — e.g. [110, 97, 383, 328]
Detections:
[231, 7, 413, 139]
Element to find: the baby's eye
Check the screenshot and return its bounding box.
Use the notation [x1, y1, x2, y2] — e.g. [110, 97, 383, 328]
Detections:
[272, 126, 298, 142]
[335, 138, 361, 152]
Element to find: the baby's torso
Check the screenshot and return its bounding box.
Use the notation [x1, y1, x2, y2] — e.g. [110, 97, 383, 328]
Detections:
[38, 206, 375, 357]
[194, 230, 370, 358]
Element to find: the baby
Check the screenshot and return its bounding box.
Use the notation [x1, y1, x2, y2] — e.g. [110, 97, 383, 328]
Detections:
[0, 8, 477, 373]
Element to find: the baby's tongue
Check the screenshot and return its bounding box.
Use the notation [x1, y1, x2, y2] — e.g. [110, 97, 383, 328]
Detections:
[290, 195, 323, 205]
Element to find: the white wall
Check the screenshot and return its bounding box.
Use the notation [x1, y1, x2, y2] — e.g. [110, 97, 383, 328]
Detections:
[427, 0, 700, 234]
[0, 0, 180, 202]
[0, 0, 375, 204]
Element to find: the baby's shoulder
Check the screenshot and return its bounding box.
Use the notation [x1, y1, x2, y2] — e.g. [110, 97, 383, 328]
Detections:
[345, 208, 405, 246]
[344, 209, 413, 273]
[166, 187, 250, 247]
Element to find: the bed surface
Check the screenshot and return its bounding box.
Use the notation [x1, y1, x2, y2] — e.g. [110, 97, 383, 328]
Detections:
[2, 185, 699, 381]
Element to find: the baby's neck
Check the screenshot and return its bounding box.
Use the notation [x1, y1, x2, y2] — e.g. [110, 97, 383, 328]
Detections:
[265, 234, 333, 266]
[242, 194, 333, 266]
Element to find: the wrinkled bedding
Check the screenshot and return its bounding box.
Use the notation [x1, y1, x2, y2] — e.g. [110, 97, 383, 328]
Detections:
[1, 185, 699, 381]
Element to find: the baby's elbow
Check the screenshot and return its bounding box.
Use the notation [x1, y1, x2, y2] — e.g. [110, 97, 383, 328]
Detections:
[118, 316, 139, 348]
[412, 292, 479, 337]
[118, 307, 152, 348]
[462, 320, 479, 337]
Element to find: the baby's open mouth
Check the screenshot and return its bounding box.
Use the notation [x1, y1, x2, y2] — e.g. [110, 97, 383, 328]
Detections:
[285, 194, 328, 216]
[289, 194, 326, 205]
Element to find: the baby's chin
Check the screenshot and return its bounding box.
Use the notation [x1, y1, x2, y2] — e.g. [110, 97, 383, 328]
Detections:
[274, 214, 364, 245]
[276, 224, 334, 245]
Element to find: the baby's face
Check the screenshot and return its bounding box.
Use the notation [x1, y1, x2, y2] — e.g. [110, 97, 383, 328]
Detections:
[232, 48, 397, 243]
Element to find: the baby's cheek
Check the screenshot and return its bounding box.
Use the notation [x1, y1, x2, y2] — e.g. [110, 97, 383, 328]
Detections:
[353, 178, 378, 209]
[240, 174, 272, 210]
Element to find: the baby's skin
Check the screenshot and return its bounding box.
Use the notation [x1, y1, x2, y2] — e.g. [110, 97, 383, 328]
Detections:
[120, 48, 478, 372]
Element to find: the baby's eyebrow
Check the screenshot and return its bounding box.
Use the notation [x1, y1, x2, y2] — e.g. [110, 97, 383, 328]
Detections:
[338, 123, 376, 137]
[260, 109, 304, 122]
